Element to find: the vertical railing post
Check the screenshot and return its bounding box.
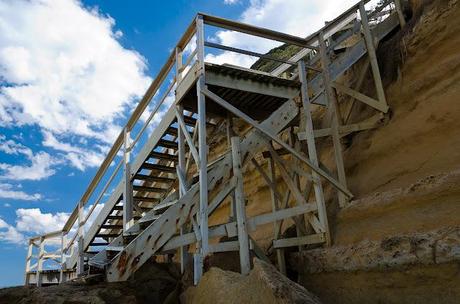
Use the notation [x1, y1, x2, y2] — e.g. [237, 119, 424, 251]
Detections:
[76, 201, 85, 276]
[298, 60, 331, 245]
[177, 104, 189, 274]
[176, 47, 183, 84]
[37, 237, 44, 287]
[394, 0, 406, 27]
[123, 127, 134, 232]
[24, 239, 33, 285]
[231, 136, 251, 275]
[194, 14, 208, 284]
[60, 231, 67, 283]
[318, 32, 348, 209]
[359, 2, 388, 111]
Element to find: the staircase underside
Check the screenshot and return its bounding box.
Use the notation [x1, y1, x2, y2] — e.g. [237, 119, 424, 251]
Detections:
[25, 0, 405, 287]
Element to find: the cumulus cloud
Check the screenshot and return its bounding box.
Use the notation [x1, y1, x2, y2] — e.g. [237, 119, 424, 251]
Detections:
[0, 151, 56, 181]
[224, 0, 240, 4]
[0, 218, 25, 244]
[0, 0, 151, 172]
[0, 183, 42, 201]
[206, 0, 370, 67]
[0, 209, 68, 245]
[15, 208, 69, 235]
[42, 131, 105, 171]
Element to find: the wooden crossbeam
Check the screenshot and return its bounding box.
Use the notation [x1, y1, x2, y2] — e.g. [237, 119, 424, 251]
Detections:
[201, 87, 353, 198]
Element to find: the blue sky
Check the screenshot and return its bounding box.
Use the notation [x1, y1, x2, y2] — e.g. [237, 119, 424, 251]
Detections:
[0, 0, 362, 287]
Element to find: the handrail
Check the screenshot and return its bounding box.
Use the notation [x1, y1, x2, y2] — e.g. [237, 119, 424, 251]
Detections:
[131, 76, 177, 148]
[82, 157, 124, 226]
[61, 18, 199, 233]
[270, 0, 375, 76]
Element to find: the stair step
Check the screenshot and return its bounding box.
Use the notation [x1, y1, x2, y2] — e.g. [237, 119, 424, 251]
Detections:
[106, 246, 124, 252]
[153, 199, 178, 212]
[96, 233, 119, 238]
[133, 196, 159, 203]
[112, 205, 123, 211]
[181, 115, 215, 127]
[165, 126, 193, 137]
[149, 151, 178, 161]
[133, 185, 168, 193]
[157, 139, 178, 149]
[90, 242, 109, 246]
[183, 115, 197, 126]
[139, 214, 160, 224]
[106, 215, 141, 220]
[101, 224, 123, 230]
[133, 174, 175, 183]
[141, 163, 176, 173]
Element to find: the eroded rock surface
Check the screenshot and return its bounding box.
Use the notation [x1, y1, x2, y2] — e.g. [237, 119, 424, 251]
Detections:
[183, 258, 321, 304]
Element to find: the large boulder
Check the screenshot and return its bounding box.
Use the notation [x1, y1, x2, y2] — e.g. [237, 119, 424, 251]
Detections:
[182, 258, 321, 304]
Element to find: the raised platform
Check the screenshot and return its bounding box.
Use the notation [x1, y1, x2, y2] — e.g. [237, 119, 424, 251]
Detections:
[178, 63, 300, 121]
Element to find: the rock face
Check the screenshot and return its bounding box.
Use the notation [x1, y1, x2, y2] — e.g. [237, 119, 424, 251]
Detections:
[183, 258, 321, 304]
[0, 261, 181, 304]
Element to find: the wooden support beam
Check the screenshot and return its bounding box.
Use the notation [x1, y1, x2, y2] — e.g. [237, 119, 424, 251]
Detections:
[359, 2, 389, 112]
[123, 128, 134, 232]
[267, 157, 286, 274]
[231, 137, 251, 275]
[394, 0, 406, 27]
[273, 233, 325, 248]
[299, 60, 331, 244]
[332, 81, 388, 113]
[201, 88, 353, 199]
[175, 107, 200, 167]
[226, 115, 236, 220]
[319, 31, 349, 208]
[177, 104, 189, 275]
[37, 237, 44, 287]
[267, 143, 324, 234]
[195, 14, 207, 285]
[76, 201, 85, 276]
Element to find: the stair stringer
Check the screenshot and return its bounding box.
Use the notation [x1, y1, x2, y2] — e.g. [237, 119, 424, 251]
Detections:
[66, 105, 177, 270]
[88, 191, 179, 268]
[106, 98, 300, 282]
[66, 183, 123, 269]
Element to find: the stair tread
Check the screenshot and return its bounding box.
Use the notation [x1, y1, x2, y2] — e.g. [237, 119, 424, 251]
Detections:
[133, 174, 175, 183]
[141, 163, 176, 173]
[157, 139, 178, 149]
[149, 151, 178, 161]
[133, 185, 169, 193]
[133, 196, 159, 203]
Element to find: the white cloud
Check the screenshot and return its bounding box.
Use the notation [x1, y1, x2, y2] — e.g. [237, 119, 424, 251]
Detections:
[206, 0, 366, 67]
[0, 218, 25, 244]
[0, 0, 151, 152]
[42, 131, 105, 171]
[0, 183, 42, 201]
[15, 208, 69, 235]
[0, 151, 56, 181]
[0, 135, 32, 158]
[4, 203, 11, 207]
[0, 135, 58, 180]
[224, 0, 240, 4]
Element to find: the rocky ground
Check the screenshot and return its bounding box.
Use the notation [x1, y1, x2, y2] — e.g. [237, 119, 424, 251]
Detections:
[0, 262, 181, 304]
[0, 258, 320, 304]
